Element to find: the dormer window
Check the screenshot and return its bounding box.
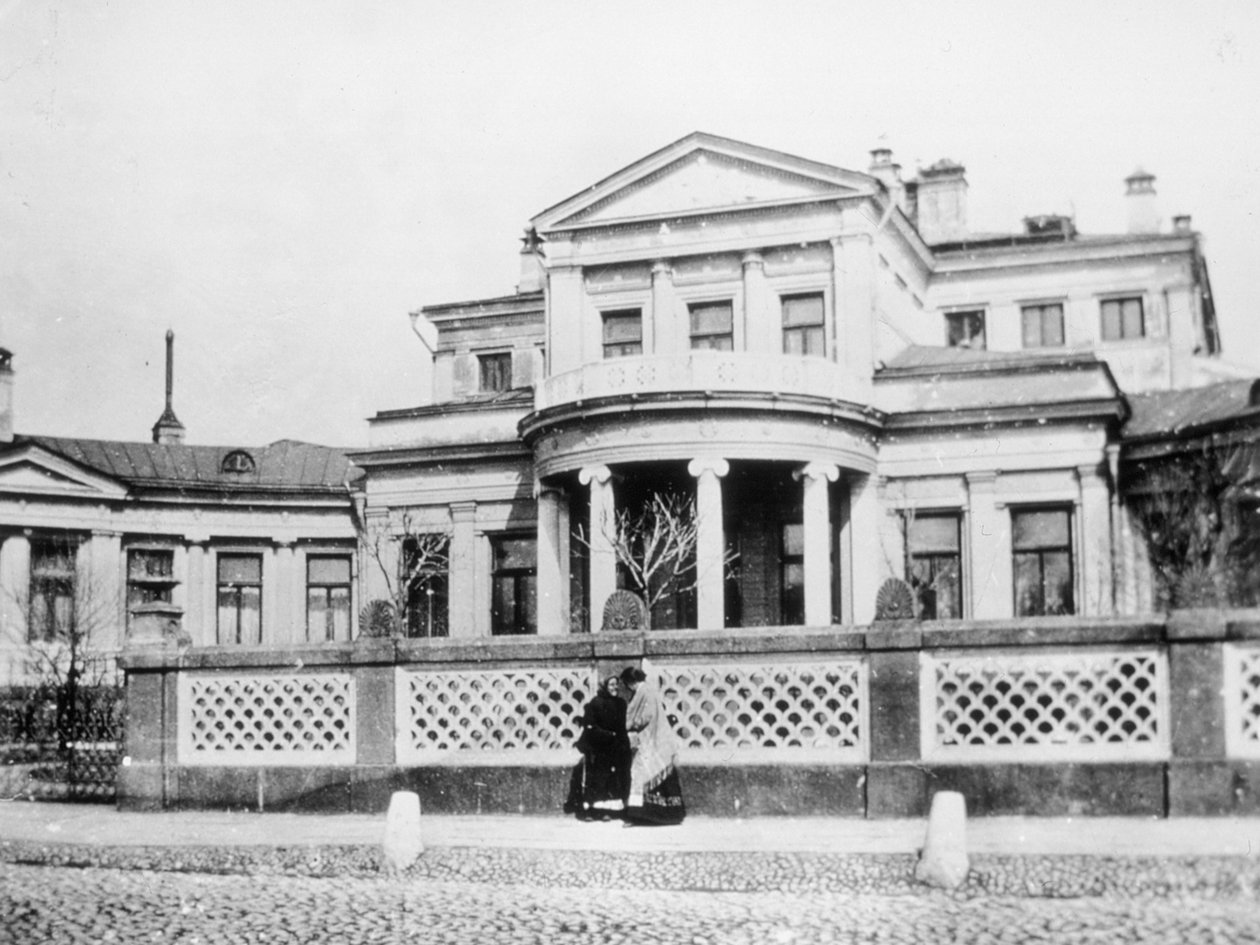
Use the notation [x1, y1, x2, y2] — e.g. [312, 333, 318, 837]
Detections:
[478, 352, 513, 392]
[221, 450, 256, 474]
[689, 301, 734, 351]
[945, 310, 986, 349]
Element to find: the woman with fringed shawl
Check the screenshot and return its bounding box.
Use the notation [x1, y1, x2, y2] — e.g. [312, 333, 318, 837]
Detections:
[619, 664, 686, 825]
[563, 674, 632, 820]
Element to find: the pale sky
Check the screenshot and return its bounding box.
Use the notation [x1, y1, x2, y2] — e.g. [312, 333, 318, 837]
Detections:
[3, 1, 1259, 448]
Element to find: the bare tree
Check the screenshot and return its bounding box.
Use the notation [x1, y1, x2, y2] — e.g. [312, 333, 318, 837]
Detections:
[351, 501, 451, 638]
[577, 492, 736, 630]
[1126, 441, 1260, 609]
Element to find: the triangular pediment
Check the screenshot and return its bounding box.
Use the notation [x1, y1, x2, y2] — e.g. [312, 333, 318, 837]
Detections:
[532, 132, 874, 232]
[0, 446, 128, 500]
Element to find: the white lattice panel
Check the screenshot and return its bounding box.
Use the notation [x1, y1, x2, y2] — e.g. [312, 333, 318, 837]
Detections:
[921, 649, 1169, 763]
[658, 660, 867, 764]
[397, 666, 596, 766]
[178, 672, 355, 766]
[1224, 644, 1260, 759]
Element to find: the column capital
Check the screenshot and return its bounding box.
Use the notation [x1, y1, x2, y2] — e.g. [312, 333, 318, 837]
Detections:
[578, 464, 613, 486]
[90, 529, 123, 539]
[794, 461, 839, 484]
[965, 470, 999, 490]
[687, 456, 730, 479]
[1076, 462, 1106, 484]
[740, 250, 764, 269]
[450, 501, 477, 523]
[651, 259, 673, 278]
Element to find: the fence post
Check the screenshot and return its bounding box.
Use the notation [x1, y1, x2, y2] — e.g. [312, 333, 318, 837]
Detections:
[115, 660, 178, 811]
[1167, 610, 1231, 815]
[865, 626, 925, 817]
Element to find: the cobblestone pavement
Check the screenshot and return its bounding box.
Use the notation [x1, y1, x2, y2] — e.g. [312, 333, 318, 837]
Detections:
[6, 862, 1260, 945]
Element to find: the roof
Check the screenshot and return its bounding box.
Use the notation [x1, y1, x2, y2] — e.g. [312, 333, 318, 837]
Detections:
[879, 344, 1101, 374]
[1122, 380, 1260, 441]
[17, 435, 362, 492]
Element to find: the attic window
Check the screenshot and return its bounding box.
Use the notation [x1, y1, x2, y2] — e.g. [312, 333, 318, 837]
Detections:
[221, 450, 256, 474]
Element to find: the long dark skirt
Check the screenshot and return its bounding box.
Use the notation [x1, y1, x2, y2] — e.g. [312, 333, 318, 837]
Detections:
[623, 766, 686, 825]
[563, 752, 630, 820]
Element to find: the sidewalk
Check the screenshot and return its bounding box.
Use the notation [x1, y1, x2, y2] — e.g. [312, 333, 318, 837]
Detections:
[3, 800, 1260, 858]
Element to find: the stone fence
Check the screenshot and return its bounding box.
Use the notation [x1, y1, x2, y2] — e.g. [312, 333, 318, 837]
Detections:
[117, 610, 1260, 817]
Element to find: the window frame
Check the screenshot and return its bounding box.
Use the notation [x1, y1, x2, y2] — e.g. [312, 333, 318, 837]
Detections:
[477, 351, 513, 393]
[1099, 295, 1146, 341]
[305, 552, 353, 643]
[904, 511, 964, 620]
[125, 545, 177, 631]
[944, 309, 987, 349]
[601, 308, 643, 359]
[29, 536, 78, 644]
[1020, 301, 1066, 348]
[216, 551, 264, 645]
[780, 292, 826, 358]
[403, 533, 450, 639]
[779, 521, 805, 626]
[1011, 506, 1076, 617]
[688, 300, 735, 352]
[490, 533, 537, 636]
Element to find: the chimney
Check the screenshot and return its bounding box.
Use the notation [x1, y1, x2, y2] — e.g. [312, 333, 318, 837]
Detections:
[868, 147, 906, 212]
[0, 348, 13, 444]
[1173, 214, 1193, 235]
[914, 159, 968, 244]
[151, 329, 185, 445]
[517, 227, 546, 294]
[1125, 168, 1160, 235]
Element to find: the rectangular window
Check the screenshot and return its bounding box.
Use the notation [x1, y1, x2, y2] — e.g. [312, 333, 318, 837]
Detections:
[1100, 297, 1145, 340]
[127, 548, 175, 630]
[1012, 508, 1075, 616]
[781, 293, 825, 357]
[602, 309, 643, 358]
[491, 535, 536, 636]
[29, 538, 76, 643]
[689, 301, 734, 351]
[306, 555, 352, 642]
[217, 553, 262, 645]
[780, 523, 805, 625]
[404, 534, 450, 638]
[945, 310, 986, 349]
[906, 513, 962, 619]
[478, 352, 513, 392]
[1021, 303, 1065, 348]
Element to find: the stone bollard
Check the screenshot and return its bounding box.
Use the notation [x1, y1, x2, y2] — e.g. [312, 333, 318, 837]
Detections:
[382, 791, 424, 872]
[914, 791, 969, 889]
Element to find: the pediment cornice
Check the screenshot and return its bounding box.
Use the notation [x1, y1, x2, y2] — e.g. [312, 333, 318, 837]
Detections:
[0, 445, 129, 500]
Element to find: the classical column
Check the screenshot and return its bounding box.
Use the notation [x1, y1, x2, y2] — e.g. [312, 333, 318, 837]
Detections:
[796, 462, 840, 626]
[273, 542, 296, 644]
[579, 465, 616, 630]
[1078, 463, 1114, 616]
[688, 457, 730, 630]
[650, 260, 676, 354]
[535, 486, 568, 635]
[86, 530, 124, 652]
[740, 251, 767, 353]
[0, 533, 31, 655]
[448, 502, 477, 638]
[848, 473, 881, 625]
[966, 472, 1008, 618]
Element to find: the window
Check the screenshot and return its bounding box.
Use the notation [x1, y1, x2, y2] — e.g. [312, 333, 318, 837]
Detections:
[945, 310, 986, 349]
[1021, 303, 1065, 348]
[306, 555, 351, 642]
[906, 513, 962, 619]
[780, 523, 805, 625]
[602, 309, 643, 358]
[781, 293, 825, 357]
[478, 352, 513, 392]
[404, 534, 449, 638]
[1012, 508, 1074, 616]
[491, 535, 536, 636]
[127, 549, 175, 629]
[29, 538, 76, 643]
[689, 301, 734, 351]
[1100, 296, 1145, 341]
[217, 553, 262, 645]
[220, 450, 256, 474]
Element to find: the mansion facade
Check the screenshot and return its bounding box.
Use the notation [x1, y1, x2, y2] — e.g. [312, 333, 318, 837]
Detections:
[2, 133, 1258, 681]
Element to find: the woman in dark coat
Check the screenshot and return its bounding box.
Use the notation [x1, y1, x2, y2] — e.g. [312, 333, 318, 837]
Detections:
[563, 675, 632, 820]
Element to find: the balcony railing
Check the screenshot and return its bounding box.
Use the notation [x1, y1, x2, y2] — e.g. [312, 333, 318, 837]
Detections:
[535, 353, 870, 412]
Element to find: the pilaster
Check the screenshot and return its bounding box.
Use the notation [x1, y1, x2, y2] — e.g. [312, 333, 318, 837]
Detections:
[650, 260, 677, 355]
[847, 472, 880, 624]
[579, 465, 617, 630]
[796, 462, 839, 626]
[536, 487, 568, 635]
[449, 502, 477, 638]
[966, 471, 1008, 619]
